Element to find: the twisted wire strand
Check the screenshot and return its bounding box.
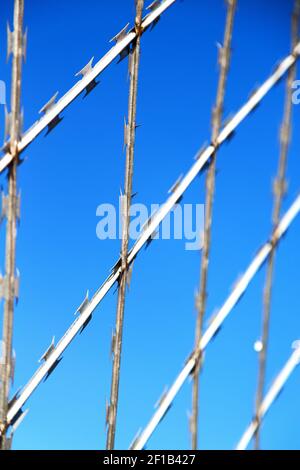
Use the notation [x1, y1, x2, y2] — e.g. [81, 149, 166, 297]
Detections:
[106, 0, 144, 450]
[191, 0, 237, 450]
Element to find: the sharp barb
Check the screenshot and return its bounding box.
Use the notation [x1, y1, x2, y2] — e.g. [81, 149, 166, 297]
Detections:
[79, 315, 92, 334]
[45, 115, 63, 136]
[39, 92, 59, 115]
[43, 358, 63, 382]
[83, 79, 99, 98]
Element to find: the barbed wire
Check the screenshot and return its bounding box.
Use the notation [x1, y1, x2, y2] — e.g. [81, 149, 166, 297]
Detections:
[0, 0, 176, 174]
[106, 0, 145, 450]
[254, 0, 300, 449]
[0, 0, 25, 450]
[2, 34, 300, 441]
[191, 0, 236, 450]
[0, 1, 299, 450]
[130, 195, 300, 450]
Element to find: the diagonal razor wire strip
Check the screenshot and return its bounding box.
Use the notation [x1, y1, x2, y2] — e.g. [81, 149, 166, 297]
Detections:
[236, 342, 300, 450]
[3, 44, 300, 435]
[130, 194, 300, 450]
[0, 0, 177, 174]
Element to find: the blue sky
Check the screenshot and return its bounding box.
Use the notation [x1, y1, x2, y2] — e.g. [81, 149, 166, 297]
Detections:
[0, 0, 300, 450]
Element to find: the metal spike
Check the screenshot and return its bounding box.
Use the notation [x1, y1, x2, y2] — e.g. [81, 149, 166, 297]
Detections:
[211, 325, 222, 341]
[222, 113, 234, 128]
[128, 51, 133, 80]
[121, 193, 127, 222]
[4, 434, 12, 450]
[140, 209, 156, 232]
[19, 108, 24, 139]
[44, 357, 62, 381]
[126, 262, 134, 289]
[154, 385, 168, 409]
[217, 42, 225, 68]
[272, 60, 281, 74]
[16, 192, 21, 223]
[159, 403, 172, 424]
[198, 155, 213, 176]
[129, 428, 142, 450]
[14, 269, 20, 303]
[10, 350, 16, 384]
[168, 174, 183, 195]
[110, 23, 131, 64]
[76, 58, 99, 97]
[123, 117, 130, 151]
[45, 115, 63, 135]
[22, 28, 28, 62]
[117, 46, 131, 64]
[273, 177, 287, 198]
[184, 350, 195, 368]
[4, 107, 12, 140]
[75, 57, 94, 78]
[189, 357, 197, 377]
[145, 230, 158, 249]
[75, 290, 89, 316]
[105, 400, 110, 426]
[111, 331, 116, 359]
[10, 408, 28, 431]
[194, 142, 208, 161]
[8, 388, 21, 408]
[194, 291, 201, 312]
[79, 315, 92, 334]
[248, 86, 260, 112]
[14, 109, 24, 141]
[0, 344, 4, 383]
[0, 275, 7, 299]
[231, 273, 243, 291]
[39, 336, 55, 363]
[111, 258, 122, 275]
[7, 22, 14, 62]
[292, 339, 300, 353]
[249, 86, 259, 100]
[206, 308, 219, 328]
[39, 93, 63, 135]
[83, 79, 98, 98]
[1, 193, 8, 223]
[146, 1, 161, 30]
[147, 0, 161, 10]
[39, 92, 59, 115]
[226, 129, 236, 142]
[279, 123, 290, 146]
[110, 23, 130, 44]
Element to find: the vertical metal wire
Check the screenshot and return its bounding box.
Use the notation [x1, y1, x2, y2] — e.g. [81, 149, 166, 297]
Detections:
[0, 0, 24, 450]
[254, 0, 300, 450]
[191, 0, 236, 450]
[106, 0, 144, 450]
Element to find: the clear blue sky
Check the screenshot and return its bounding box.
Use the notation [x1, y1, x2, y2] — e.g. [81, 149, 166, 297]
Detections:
[0, 0, 300, 450]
